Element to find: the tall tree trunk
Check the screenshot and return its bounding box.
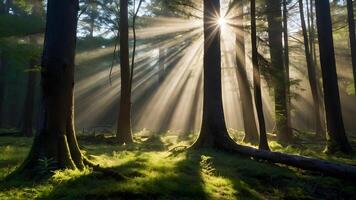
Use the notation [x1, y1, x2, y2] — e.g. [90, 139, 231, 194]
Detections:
[22, 59, 37, 137]
[266, 0, 292, 143]
[315, 0, 352, 154]
[235, 1, 259, 144]
[22, 0, 43, 137]
[191, 0, 237, 149]
[0, 50, 5, 127]
[117, 0, 133, 144]
[346, 0, 356, 91]
[251, 0, 270, 151]
[17, 0, 84, 174]
[298, 0, 323, 137]
[282, 0, 292, 138]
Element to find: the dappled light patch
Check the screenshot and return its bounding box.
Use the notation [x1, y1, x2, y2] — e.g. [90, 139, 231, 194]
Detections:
[1, 136, 355, 199]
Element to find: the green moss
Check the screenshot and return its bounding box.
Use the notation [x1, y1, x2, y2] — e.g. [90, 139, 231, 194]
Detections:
[0, 135, 355, 200]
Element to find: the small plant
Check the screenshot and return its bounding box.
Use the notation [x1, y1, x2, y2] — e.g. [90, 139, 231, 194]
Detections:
[36, 157, 57, 176]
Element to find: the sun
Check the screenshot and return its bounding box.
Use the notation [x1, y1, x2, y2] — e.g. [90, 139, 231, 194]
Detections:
[218, 17, 226, 27]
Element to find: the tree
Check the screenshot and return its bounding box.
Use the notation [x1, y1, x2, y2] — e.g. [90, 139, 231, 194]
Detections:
[251, 0, 270, 151]
[266, 0, 292, 142]
[346, 0, 356, 91]
[21, 0, 43, 137]
[191, 0, 238, 149]
[282, 0, 292, 136]
[0, 49, 5, 127]
[315, 0, 352, 154]
[17, 0, 85, 174]
[117, 0, 134, 144]
[235, 0, 259, 144]
[298, 0, 323, 137]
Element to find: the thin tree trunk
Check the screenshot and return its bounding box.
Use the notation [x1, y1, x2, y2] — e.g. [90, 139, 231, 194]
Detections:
[315, 0, 352, 154]
[158, 47, 165, 83]
[22, 60, 37, 137]
[117, 0, 133, 144]
[282, 0, 292, 138]
[0, 50, 5, 127]
[266, 0, 292, 143]
[22, 1, 42, 137]
[191, 0, 237, 149]
[251, 0, 270, 151]
[235, 1, 259, 144]
[298, 0, 323, 137]
[17, 0, 84, 174]
[346, 0, 356, 91]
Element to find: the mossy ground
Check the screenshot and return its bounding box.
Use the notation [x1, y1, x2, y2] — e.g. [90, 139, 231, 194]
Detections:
[0, 132, 356, 200]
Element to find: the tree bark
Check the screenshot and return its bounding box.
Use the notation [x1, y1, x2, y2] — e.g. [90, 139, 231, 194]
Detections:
[346, 0, 356, 91]
[282, 0, 292, 137]
[315, 0, 352, 154]
[266, 0, 292, 143]
[117, 0, 133, 144]
[251, 0, 270, 151]
[191, 0, 237, 149]
[17, 0, 84, 174]
[225, 143, 356, 180]
[235, 1, 259, 144]
[298, 0, 323, 137]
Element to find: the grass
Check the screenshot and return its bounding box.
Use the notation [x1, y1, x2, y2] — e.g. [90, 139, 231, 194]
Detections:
[0, 134, 356, 200]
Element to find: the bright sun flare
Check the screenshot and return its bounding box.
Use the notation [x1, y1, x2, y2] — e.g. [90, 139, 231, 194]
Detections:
[218, 17, 226, 26]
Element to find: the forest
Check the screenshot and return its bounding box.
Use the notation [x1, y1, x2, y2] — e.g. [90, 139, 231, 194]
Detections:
[0, 0, 356, 199]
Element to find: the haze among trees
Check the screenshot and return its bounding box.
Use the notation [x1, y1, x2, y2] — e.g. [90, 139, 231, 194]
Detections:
[0, 0, 356, 199]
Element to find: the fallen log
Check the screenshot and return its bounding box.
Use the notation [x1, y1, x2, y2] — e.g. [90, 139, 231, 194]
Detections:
[225, 143, 356, 180]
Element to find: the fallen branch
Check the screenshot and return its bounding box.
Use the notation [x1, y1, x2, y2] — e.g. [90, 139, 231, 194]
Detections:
[224, 143, 356, 180]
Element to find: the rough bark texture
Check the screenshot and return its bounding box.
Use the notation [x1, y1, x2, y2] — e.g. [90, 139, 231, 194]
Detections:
[315, 0, 352, 154]
[251, 0, 270, 151]
[266, 0, 292, 142]
[117, 0, 133, 144]
[347, 0, 356, 91]
[191, 0, 237, 149]
[298, 0, 323, 137]
[235, 2, 259, 144]
[18, 0, 84, 174]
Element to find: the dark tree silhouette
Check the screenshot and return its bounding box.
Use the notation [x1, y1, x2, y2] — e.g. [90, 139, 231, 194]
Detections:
[191, 0, 237, 149]
[0, 50, 5, 127]
[282, 0, 292, 136]
[266, 0, 292, 142]
[235, 0, 259, 144]
[315, 0, 352, 154]
[17, 0, 85, 174]
[346, 0, 356, 91]
[251, 0, 269, 151]
[117, 0, 133, 144]
[298, 0, 323, 137]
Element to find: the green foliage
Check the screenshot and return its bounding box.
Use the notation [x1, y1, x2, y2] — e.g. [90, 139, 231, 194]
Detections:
[0, 14, 44, 37]
[36, 158, 57, 177]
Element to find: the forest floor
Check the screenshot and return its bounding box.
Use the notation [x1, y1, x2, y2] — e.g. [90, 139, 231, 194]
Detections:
[0, 132, 356, 200]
